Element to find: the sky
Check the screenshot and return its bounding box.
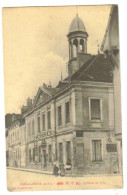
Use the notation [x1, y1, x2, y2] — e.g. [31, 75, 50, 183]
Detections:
[2, 5, 111, 114]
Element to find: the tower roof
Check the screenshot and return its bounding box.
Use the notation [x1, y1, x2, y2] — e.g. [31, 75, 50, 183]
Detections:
[69, 15, 86, 33]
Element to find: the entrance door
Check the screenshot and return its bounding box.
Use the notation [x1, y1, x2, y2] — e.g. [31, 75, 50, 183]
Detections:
[43, 150, 46, 168]
[76, 143, 84, 168]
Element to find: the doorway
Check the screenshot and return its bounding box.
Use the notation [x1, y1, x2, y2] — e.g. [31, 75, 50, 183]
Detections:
[43, 150, 46, 168]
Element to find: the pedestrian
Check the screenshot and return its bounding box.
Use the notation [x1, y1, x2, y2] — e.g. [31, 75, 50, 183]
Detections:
[59, 163, 65, 177]
[53, 162, 59, 176]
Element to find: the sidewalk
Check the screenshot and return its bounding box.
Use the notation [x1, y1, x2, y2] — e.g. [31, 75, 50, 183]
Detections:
[7, 166, 122, 177]
[7, 166, 53, 175]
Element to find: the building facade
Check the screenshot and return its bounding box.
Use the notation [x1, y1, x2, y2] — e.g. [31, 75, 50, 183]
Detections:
[8, 117, 25, 167]
[101, 5, 122, 173]
[6, 12, 121, 175]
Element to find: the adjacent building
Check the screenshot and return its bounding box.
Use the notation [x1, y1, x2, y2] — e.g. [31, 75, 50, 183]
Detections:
[101, 5, 122, 173]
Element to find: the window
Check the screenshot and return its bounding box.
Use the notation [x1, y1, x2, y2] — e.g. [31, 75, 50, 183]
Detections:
[73, 39, 78, 57]
[76, 131, 83, 137]
[17, 131, 19, 140]
[48, 145, 52, 163]
[38, 147, 41, 162]
[47, 111, 51, 129]
[59, 143, 63, 163]
[58, 106, 62, 126]
[65, 101, 70, 124]
[37, 116, 40, 132]
[90, 98, 101, 120]
[92, 140, 102, 162]
[16, 149, 17, 159]
[29, 149, 31, 163]
[42, 114, 45, 131]
[33, 148, 35, 162]
[66, 141, 71, 165]
[13, 133, 15, 142]
[32, 120, 34, 134]
[18, 149, 20, 159]
[80, 39, 84, 51]
[28, 123, 31, 137]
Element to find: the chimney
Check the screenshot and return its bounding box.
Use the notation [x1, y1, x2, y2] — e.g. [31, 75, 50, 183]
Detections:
[21, 105, 28, 114]
[27, 97, 32, 108]
[43, 83, 47, 87]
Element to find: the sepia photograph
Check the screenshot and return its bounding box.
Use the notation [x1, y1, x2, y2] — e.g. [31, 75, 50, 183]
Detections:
[2, 4, 123, 191]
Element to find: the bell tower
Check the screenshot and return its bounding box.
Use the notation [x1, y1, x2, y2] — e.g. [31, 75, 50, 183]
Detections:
[67, 15, 88, 76]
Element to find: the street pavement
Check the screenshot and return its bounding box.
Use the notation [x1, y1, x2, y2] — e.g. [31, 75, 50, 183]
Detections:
[7, 168, 123, 191]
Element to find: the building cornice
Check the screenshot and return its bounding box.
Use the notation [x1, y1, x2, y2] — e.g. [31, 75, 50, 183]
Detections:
[24, 81, 113, 118]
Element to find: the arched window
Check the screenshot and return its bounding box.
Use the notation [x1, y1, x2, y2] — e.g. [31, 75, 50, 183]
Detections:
[73, 39, 78, 57]
[80, 39, 84, 51]
[69, 42, 71, 58]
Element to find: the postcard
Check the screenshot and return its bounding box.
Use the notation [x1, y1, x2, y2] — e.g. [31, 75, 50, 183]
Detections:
[2, 5, 123, 191]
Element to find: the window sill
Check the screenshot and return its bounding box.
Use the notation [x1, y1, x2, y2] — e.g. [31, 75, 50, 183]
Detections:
[89, 120, 104, 123]
[58, 124, 62, 128]
[65, 122, 71, 125]
[92, 161, 103, 164]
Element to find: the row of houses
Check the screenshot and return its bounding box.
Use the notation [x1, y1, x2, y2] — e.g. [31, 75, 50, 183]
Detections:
[5, 5, 122, 175]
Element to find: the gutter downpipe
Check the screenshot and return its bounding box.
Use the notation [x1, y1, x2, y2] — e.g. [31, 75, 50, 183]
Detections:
[53, 97, 57, 161]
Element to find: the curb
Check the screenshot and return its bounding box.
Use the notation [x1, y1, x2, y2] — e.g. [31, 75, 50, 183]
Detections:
[7, 167, 122, 177]
[7, 167, 53, 175]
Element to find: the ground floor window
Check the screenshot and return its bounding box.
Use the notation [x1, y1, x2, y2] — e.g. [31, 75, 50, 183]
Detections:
[38, 147, 41, 162]
[48, 145, 52, 163]
[29, 149, 31, 163]
[59, 143, 63, 163]
[33, 148, 35, 162]
[92, 140, 102, 162]
[66, 141, 71, 165]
